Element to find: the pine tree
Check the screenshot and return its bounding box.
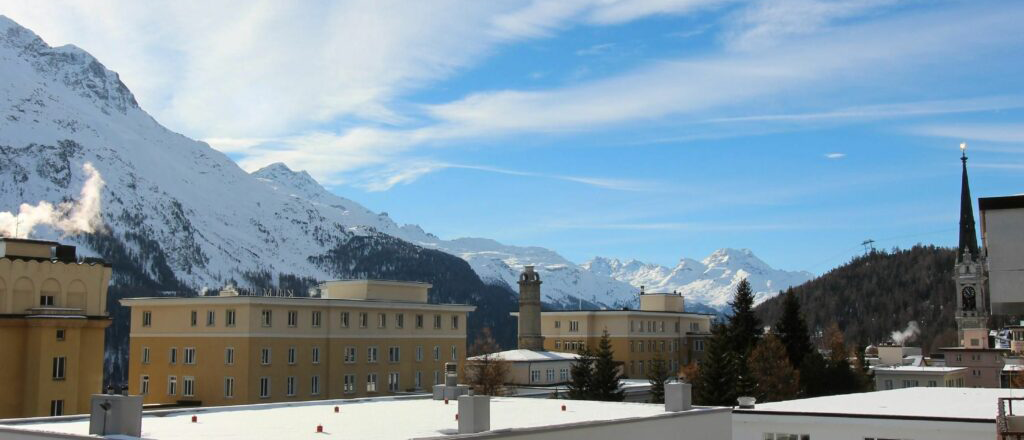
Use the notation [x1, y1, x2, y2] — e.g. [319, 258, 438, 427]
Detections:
[590, 331, 625, 401]
[464, 327, 510, 396]
[747, 334, 800, 402]
[729, 278, 763, 356]
[774, 288, 814, 369]
[693, 323, 737, 406]
[798, 351, 830, 397]
[647, 352, 670, 404]
[566, 346, 594, 400]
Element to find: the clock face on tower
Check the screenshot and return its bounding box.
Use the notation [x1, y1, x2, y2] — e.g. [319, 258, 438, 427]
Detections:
[962, 286, 977, 312]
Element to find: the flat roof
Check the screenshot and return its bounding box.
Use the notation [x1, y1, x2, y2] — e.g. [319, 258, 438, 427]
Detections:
[320, 279, 433, 287]
[735, 388, 1020, 423]
[940, 347, 1010, 352]
[120, 296, 475, 311]
[0, 237, 60, 245]
[512, 310, 715, 317]
[0, 395, 722, 440]
[979, 195, 1024, 211]
[871, 366, 965, 374]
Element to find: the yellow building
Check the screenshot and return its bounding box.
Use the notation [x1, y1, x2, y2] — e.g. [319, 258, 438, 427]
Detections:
[516, 292, 713, 379]
[121, 280, 474, 407]
[0, 238, 112, 418]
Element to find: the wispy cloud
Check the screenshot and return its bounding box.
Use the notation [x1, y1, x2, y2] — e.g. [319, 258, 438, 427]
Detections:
[825, 153, 846, 159]
[908, 122, 1024, 145]
[703, 95, 1024, 124]
[723, 0, 899, 51]
[358, 161, 661, 192]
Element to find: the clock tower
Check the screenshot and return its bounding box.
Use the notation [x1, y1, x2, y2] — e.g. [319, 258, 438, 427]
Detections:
[953, 143, 989, 348]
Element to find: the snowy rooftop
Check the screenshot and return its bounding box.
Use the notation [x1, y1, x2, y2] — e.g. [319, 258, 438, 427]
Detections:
[736, 387, 1022, 421]
[871, 365, 965, 374]
[467, 349, 579, 362]
[0, 395, 720, 439]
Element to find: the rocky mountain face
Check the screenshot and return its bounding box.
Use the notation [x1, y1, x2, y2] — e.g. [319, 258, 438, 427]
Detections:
[0, 16, 813, 381]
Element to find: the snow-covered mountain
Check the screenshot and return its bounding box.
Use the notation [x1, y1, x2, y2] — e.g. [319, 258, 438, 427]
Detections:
[0, 14, 808, 319]
[582, 249, 815, 308]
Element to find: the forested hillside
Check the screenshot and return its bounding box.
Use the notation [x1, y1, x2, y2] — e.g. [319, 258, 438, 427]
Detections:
[756, 246, 959, 354]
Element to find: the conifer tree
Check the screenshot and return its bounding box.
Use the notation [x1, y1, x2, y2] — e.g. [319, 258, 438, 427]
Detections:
[693, 323, 737, 406]
[747, 334, 800, 402]
[728, 278, 763, 356]
[590, 331, 625, 401]
[774, 288, 814, 368]
[647, 352, 670, 404]
[566, 346, 594, 400]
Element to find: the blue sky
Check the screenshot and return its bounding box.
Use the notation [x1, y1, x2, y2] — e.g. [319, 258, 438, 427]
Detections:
[4, 0, 1024, 273]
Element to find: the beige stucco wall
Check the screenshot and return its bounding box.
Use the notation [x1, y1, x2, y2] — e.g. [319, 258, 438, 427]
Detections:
[124, 297, 473, 407]
[873, 370, 965, 390]
[982, 205, 1024, 314]
[319, 280, 430, 303]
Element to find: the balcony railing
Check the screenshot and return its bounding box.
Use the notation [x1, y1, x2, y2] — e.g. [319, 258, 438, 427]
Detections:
[997, 397, 1024, 440]
[24, 306, 86, 316]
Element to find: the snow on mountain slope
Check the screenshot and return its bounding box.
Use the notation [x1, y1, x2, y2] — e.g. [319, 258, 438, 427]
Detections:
[583, 249, 815, 308]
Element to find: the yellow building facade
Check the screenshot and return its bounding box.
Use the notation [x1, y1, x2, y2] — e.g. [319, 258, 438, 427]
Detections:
[518, 292, 713, 379]
[122, 280, 474, 407]
[0, 238, 112, 418]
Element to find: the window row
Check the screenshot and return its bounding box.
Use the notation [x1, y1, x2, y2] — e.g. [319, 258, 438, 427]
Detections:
[141, 309, 462, 331]
[142, 344, 459, 366]
[630, 359, 678, 375]
[555, 340, 586, 352]
[529, 368, 570, 383]
[627, 340, 677, 353]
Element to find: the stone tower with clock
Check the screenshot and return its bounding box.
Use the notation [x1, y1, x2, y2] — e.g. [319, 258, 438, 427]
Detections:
[953, 143, 990, 348]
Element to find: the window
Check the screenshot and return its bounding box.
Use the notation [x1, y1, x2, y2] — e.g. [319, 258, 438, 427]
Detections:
[378, 313, 387, 328]
[660, 321, 665, 332]
[288, 346, 297, 365]
[569, 321, 580, 332]
[695, 340, 705, 352]
[287, 310, 298, 327]
[416, 345, 424, 362]
[902, 379, 919, 388]
[343, 374, 356, 394]
[140, 375, 149, 395]
[389, 346, 400, 363]
[556, 320, 562, 329]
[40, 295, 55, 306]
[142, 347, 151, 364]
[56, 329, 65, 341]
[359, 313, 368, 328]
[433, 346, 440, 361]
[559, 368, 569, 381]
[452, 316, 459, 330]
[638, 360, 645, 374]
[675, 322, 681, 333]
[557, 340, 563, 350]
[183, 376, 195, 397]
[224, 377, 234, 398]
[367, 346, 379, 363]
[312, 346, 321, 364]
[225, 347, 235, 365]
[451, 345, 458, 361]
[884, 379, 893, 390]
[388, 372, 400, 392]
[928, 380, 938, 387]
[433, 314, 442, 329]
[956, 354, 963, 362]
[344, 346, 357, 363]
[531, 370, 540, 383]
[190, 310, 197, 327]
[367, 373, 378, 392]
[311, 375, 321, 395]
[226, 309, 236, 327]
[169, 348, 178, 364]
[184, 347, 196, 365]
[311, 311, 322, 328]
[396, 313, 404, 328]
[340, 311, 350, 328]
[50, 400, 64, 416]
[260, 347, 271, 365]
[434, 370, 441, 385]
[660, 341, 666, 352]
[206, 310, 215, 326]
[142, 311, 152, 327]
[762, 435, 810, 440]
[261, 309, 273, 327]
[259, 377, 270, 398]
[287, 376, 296, 396]
[415, 371, 422, 389]
[416, 314, 424, 329]
[973, 369, 982, 377]
[546, 369, 555, 382]
[168, 376, 177, 395]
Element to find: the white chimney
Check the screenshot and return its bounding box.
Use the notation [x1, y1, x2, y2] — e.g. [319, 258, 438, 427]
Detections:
[458, 395, 490, 434]
[89, 394, 142, 437]
[665, 382, 692, 412]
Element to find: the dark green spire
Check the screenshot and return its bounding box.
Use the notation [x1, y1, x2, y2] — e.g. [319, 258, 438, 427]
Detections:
[958, 144, 979, 262]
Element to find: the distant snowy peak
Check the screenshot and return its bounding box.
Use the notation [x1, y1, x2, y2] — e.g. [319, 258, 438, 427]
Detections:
[584, 250, 814, 308]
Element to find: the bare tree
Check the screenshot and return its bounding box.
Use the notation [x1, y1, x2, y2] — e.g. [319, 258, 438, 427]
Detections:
[464, 327, 510, 396]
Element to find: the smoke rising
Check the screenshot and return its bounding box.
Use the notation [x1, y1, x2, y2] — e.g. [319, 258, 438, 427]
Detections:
[890, 321, 920, 345]
[0, 163, 105, 238]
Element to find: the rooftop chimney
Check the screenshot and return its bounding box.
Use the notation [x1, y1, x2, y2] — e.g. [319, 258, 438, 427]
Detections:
[665, 382, 692, 412]
[89, 394, 142, 437]
[458, 395, 490, 434]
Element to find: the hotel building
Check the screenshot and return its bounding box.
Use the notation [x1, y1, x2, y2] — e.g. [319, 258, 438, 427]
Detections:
[121, 280, 474, 406]
[0, 238, 112, 418]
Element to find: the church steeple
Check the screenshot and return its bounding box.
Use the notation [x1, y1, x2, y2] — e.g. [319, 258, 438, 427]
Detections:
[958, 143, 979, 262]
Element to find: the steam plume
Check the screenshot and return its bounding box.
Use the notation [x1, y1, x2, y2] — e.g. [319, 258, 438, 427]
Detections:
[0, 163, 105, 238]
[890, 321, 920, 345]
